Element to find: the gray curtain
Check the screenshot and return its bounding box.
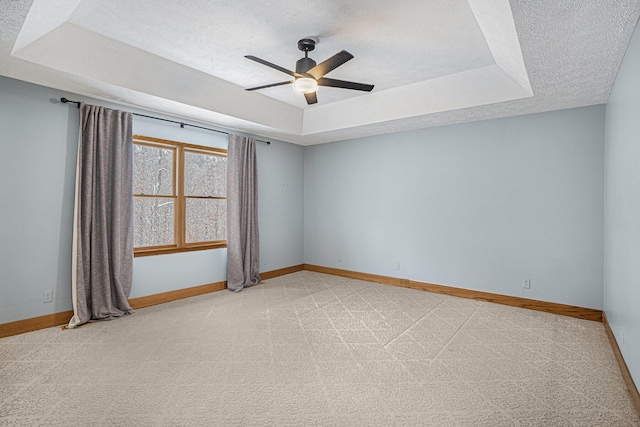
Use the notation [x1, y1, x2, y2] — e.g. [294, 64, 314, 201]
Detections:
[227, 134, 260, 292]
[68, 103, 134, 328]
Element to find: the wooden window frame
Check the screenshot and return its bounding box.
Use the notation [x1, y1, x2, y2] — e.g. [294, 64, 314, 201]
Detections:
[133, 135, 227, 257]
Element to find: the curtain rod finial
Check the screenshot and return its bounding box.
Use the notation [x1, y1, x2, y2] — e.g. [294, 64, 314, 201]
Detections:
[61, 97, 80, 108]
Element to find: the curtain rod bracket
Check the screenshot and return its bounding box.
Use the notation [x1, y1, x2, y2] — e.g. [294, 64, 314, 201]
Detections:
[58, 97, 270, 144]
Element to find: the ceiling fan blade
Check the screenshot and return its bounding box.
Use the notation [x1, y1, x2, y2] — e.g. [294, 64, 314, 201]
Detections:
[245, 81, 292, 91]
[304, 92, 318, 105]
[317, 77, 374, 92]
[245, 55, 302, 78]
[306, 50, 354, 79]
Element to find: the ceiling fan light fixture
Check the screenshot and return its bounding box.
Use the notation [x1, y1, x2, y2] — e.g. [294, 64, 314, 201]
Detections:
[293, 77, 317, 94]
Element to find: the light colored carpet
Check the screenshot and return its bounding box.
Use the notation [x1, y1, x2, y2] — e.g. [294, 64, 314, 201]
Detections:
[1, 271, 638, 426]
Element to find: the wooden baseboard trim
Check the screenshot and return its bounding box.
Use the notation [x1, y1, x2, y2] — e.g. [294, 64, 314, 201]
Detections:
[410, 280, 602, 322]
[0, 264, 308, 338]
[260, 264, 304, 280]
[130, 264, 306, 309]
[303, 264, 410, 288]
[603, 313, 640, 416]
[128, 281, 227, 309]
[302, 264, 602, 322]
[0, 310, 74, 339]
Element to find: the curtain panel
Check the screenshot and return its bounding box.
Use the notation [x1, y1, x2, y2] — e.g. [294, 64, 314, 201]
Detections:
[68, 103, 134, 328]
[226, 134, 260, 292]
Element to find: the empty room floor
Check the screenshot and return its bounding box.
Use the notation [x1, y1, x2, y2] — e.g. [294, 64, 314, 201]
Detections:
[1, 271, 638, 426]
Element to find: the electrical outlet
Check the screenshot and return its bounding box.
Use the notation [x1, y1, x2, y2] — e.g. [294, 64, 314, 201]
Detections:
[43, 290, 53, 303]
[394, 262, 400, 270]
[522, 279, 531, 289]
[622, 328, 625, 345]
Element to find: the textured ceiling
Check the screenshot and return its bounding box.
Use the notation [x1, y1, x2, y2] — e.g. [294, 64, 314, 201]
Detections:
[1, 0, 639, 145]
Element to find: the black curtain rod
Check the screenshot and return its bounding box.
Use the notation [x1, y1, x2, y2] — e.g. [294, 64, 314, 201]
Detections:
[60, 98, 270, 145]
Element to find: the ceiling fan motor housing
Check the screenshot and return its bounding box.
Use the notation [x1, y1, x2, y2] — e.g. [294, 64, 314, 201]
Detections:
[296, 57, 317, 74]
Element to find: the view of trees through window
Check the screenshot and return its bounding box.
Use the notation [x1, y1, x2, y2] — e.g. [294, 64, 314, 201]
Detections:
[133, 136, 227, 255]
[184, 150, 227, 243]
[133, 143, 175, 248]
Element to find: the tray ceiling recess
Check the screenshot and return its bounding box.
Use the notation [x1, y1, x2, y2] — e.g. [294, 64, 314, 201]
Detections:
[2, 0, 638, 145]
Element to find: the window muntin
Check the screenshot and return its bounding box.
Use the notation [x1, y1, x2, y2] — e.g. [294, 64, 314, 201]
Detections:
[133, 135, 227, 256]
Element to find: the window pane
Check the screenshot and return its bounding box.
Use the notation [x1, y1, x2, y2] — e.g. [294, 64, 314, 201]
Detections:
[184, 151, 226, 197]
[134, 197, 174, 247]
[133, 144, 173, 195]
[185, 198, 226, 243]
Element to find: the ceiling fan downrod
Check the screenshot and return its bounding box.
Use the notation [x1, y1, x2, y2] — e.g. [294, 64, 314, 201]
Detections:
[296, 39, 317, 74]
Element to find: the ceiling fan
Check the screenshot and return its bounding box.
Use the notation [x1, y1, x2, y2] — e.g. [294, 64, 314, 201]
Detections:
[245, 38, 374, 105]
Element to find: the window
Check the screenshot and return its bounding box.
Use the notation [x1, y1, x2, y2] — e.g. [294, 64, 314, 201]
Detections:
[133, 135, 227, 256]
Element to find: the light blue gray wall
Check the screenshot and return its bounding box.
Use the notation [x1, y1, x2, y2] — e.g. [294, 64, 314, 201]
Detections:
[0, 76, 304, 323]
[1, 77, 78, 322]
[605, 21, 640, 387]
[304, 106, 605, 310]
